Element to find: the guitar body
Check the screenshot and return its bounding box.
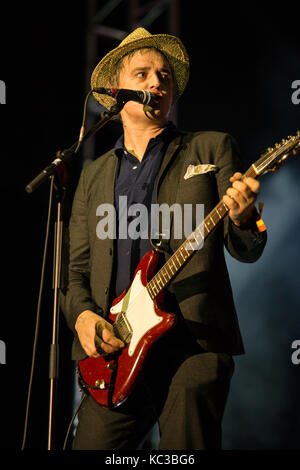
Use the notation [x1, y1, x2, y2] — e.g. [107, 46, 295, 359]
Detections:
[78, 250, 176, 409]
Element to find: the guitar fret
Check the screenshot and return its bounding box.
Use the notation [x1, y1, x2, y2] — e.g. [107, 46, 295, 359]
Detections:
[213, 211, 220, 223]
[195, 226, 204, 242]
[181, 246, 189, 259]
[215, 207, 222, 218]
[147, 283, 154, 299]
[160, 268, 169, 283]
[187, 239, 195, 250]
[190, 237, 199, 247]
[174, 252, 182, 267]
[220, 201, 228, 212]
[168, 262, 175, 275]
[183, 241, 192, 252]
[209, 215, 216, 226]
[171, 257, 179, 270]
[152, 282, 159, 295]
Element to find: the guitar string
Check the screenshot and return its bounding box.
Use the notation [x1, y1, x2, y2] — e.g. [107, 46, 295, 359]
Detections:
[255, 137, 299, 173]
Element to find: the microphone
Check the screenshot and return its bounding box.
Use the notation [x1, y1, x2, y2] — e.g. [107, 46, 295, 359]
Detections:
[92, 87, 158, 106]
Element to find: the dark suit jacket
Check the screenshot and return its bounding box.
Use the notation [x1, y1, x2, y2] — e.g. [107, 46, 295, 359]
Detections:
[60, 130, 267, 359]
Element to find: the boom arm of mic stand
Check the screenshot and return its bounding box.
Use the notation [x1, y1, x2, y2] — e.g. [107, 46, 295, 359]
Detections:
[25, 103, 123, 194]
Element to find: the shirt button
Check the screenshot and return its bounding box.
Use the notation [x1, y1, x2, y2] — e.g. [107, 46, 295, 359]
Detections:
[132, 165, 137, 170]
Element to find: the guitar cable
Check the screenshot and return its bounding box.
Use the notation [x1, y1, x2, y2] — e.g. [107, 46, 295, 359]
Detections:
[62, 392, 86, 450]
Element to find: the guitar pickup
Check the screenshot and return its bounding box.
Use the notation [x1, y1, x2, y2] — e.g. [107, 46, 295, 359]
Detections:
[114, 312, 133, 344]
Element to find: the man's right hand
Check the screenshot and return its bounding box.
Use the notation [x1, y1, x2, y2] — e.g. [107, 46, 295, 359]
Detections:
[75, 310, 124, 358]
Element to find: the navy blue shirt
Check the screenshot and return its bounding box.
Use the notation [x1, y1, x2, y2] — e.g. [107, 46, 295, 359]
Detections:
[113, 122, 176, 298]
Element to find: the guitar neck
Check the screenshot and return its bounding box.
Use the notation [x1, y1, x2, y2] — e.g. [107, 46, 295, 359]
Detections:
[147, 164, 258, 300]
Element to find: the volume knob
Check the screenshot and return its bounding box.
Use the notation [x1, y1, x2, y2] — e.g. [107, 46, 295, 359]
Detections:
[94, 379, 106, 389]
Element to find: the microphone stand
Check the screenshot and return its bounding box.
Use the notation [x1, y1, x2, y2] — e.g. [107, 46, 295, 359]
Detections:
[24, 101, 124, 450]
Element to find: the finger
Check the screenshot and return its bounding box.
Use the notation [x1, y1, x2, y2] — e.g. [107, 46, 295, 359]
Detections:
[229, 172, 243, 183]
[99, 342, 116, 355]
[94, 334, 111, 357]
[91, 351, 101, 358]
[94, 331, 118, 357]
[102, 328, 124, 348]
[229, 174, 260, 197]
[94, 333, 103, 350]
[87, 341, 101, 358]
[231, 180, 254, 200]
[226, 187, 248, 206]
[242, 177, 260, 195]
[99, 339, 123, 355]
[223, 194, 237, 210]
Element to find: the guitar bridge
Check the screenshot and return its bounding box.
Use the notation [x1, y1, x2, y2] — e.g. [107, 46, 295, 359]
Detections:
[114, 312, 132, 344]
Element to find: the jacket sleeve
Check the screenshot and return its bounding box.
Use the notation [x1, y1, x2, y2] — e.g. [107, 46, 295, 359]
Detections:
[213, 133, 267, 263]
[60, 169, 103, 333]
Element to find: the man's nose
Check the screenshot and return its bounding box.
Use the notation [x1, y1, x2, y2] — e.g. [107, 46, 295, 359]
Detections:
[148, 72, 161, 89]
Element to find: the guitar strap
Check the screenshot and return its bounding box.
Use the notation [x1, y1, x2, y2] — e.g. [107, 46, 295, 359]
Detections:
[121, 283, 132, 313]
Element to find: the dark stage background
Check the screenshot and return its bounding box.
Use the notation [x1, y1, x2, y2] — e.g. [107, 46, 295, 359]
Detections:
[0, 1, 299, 451]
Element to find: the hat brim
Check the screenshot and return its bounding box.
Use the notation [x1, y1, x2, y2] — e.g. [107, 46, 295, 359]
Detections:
[91, 33, 189, 110]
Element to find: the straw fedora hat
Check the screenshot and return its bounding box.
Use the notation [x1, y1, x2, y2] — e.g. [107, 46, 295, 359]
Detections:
[91, 27, 190, 110]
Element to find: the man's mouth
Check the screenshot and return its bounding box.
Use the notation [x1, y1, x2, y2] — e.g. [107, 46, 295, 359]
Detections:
[152, 91, 163, 99]
[151, 92, 164, 106]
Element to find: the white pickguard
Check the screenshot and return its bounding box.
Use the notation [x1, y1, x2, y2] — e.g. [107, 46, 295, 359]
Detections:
[110, 270, 162, 357]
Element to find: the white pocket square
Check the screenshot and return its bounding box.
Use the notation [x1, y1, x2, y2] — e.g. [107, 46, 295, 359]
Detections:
[184, 164, 218, 180]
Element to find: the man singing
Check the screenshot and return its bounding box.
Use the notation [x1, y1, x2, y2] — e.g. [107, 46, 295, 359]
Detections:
[61, 27, 266, 450]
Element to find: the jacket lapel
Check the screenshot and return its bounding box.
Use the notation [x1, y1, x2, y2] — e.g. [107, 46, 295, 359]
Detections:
[152, 132, 186, 252]
[155, 132, 185, 200]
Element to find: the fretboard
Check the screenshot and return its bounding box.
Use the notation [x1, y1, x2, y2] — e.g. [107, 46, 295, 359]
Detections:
[146, 164, 257, 300]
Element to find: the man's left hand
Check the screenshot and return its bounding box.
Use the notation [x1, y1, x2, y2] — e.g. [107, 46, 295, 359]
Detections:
[223, 172, 260, 225]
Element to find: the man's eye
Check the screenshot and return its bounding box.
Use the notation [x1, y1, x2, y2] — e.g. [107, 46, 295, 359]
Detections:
[137, 72, 146, 78]
[161, 73, 170, 81]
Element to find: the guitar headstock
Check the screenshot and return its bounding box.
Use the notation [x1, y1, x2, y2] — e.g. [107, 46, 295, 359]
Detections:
[253, 131, 300, 176]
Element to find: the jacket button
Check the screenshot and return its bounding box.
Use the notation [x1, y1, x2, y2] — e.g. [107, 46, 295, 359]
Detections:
[105, 287, 108, 295]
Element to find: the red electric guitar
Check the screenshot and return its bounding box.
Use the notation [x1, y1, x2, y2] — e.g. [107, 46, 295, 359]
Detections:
[78, 131, 300, 409]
